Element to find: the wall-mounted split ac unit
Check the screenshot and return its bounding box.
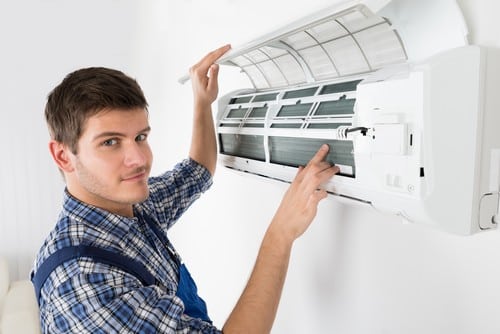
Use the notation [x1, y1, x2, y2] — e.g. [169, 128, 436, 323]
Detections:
[182, 0, 500, 235]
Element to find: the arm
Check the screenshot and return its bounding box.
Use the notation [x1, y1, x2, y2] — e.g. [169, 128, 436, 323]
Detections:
[223, 144, 340, 333]
[188, 44, 231, 176]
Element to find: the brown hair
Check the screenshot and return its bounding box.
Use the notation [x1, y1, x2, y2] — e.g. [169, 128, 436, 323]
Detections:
[45, 67, 148, 153]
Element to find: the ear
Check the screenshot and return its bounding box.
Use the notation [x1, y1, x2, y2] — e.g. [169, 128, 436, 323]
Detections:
[48, 140, 75, 173]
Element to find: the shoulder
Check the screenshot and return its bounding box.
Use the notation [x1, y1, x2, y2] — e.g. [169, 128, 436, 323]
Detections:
[33, 197, 139, 282]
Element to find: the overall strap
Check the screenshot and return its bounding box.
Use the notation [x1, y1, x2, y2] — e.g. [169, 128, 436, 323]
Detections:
[140, 212, 212, 323]
[31, 245, 156, 304]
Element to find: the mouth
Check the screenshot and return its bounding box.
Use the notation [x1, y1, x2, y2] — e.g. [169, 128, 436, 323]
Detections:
[122, 169, 148, 182]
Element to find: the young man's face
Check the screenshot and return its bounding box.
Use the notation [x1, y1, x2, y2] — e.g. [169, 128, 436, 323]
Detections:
[65, 108, 153, 217]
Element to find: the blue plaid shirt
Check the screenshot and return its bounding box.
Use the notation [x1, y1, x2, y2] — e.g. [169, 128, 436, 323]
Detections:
[31, 159, 221, 333]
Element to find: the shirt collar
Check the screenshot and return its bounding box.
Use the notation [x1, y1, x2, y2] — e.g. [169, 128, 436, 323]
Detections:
[62, 188, 138, 235]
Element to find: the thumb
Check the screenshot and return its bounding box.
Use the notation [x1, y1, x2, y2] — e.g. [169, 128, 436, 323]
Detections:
[207, 63, 220, 91]
[310, 189, 328, 207]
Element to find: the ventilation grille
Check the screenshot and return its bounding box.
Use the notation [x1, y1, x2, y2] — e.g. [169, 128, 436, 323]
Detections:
[218, 79, 361, 177]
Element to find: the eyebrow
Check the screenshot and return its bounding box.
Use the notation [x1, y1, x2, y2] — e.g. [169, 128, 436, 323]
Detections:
[92, 126, 151, 142]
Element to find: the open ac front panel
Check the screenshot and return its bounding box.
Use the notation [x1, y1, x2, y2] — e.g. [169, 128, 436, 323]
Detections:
[199, 0, 499, 235]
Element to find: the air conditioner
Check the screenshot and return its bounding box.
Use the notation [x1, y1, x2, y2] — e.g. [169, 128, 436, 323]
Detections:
[182, 0, 500, 235]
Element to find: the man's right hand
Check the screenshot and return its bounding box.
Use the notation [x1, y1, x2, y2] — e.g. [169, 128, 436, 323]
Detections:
[270, 144, 339, 242]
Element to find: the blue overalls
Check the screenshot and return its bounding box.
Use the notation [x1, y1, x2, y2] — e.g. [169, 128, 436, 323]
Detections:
[31, 212, 211, 323]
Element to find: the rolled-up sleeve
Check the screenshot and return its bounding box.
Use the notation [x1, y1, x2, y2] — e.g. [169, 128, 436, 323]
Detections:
[147, 158, 213, 230]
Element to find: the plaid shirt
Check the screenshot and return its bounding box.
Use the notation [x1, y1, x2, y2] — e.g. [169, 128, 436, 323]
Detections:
[31, 159, 221, 333]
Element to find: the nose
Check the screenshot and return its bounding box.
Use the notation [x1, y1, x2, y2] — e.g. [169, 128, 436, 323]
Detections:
[124, 142, 149, 167]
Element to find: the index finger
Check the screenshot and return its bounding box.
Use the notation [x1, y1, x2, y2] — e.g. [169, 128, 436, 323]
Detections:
[193, 44, 231, 72]
[307, 144, 330, 166]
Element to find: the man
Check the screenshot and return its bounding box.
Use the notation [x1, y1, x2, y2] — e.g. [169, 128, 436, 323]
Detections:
[31, 45, 339, 333]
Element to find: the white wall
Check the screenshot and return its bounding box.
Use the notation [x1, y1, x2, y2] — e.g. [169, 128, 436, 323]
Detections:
[0, 0, 499, 333]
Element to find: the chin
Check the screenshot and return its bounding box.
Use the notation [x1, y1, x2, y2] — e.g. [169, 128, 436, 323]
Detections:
[135, 189, 150, 203]
[116, 192, 149, 206]
[121, 184, 149, 203]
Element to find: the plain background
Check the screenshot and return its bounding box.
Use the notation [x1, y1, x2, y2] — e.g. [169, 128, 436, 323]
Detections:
[0, 0, 499, 333]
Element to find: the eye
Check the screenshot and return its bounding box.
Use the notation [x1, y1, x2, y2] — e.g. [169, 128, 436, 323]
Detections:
[136, 133, 148, 142]
[102, 138, 119, 147]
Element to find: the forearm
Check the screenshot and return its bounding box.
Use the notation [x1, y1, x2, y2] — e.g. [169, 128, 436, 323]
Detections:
[222, 145, 339, 333]
[189, 102, 217, 175]
[223, 222, 293, 334]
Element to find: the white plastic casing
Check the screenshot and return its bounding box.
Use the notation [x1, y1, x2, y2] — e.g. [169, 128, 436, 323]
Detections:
[206, 0, 499, 234]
